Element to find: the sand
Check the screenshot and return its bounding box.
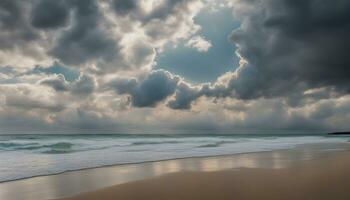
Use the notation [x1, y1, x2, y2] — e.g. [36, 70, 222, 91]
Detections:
[61, 150, 350, 200]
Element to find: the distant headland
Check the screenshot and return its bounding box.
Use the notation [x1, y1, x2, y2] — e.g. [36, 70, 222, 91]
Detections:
[329, 132, 350, 135]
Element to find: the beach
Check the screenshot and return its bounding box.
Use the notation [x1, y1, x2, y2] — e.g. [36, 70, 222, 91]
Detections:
[61, 150, 350, 200]
[0, 140, 349, 200]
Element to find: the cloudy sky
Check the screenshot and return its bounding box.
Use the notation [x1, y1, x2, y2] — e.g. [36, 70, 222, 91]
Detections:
[0, 0, 350, 134]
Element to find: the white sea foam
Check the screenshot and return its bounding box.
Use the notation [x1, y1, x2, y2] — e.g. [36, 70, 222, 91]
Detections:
[0, 134, 348, 182]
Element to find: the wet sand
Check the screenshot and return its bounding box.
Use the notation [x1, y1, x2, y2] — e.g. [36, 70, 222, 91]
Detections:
[61, 145, 350, 200]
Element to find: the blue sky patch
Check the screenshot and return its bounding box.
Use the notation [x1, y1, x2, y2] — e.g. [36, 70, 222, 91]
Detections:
[155, 6, 241, 83]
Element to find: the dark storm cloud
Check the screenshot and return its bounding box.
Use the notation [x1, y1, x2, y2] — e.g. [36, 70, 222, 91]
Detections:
[229, 0, 350, 97]
[49, 0, 118, 66]
[109, 70, 180, 107]
[168, 79, 233, 110]
[39, 74, 69, 91]
[0, 0, 200, 70]
[168, 0, 350, 109]
[40, 73, 96, 95]
[71, 74, 97, 95]
[0, 0, 38, 49]
[0, 0, 22, 30]
[0, 0, 124, 69]
[31, 0, 70, 29]
[112, 0, 138, 16]
[167, 82, 201, 109]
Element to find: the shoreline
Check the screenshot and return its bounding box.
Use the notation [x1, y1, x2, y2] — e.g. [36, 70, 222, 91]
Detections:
[60, 149, 350, 200]
[0, 149, 281, 184]
[0, 142, 349, 200]
[0, 140, 346, 184]
[1, 140, 348, 184]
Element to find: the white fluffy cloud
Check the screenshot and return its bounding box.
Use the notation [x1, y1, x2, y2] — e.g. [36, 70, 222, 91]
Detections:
[186, 35, 212, 52]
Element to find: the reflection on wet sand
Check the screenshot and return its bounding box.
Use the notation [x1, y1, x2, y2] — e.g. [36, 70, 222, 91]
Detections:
[0, 142, 348, 200]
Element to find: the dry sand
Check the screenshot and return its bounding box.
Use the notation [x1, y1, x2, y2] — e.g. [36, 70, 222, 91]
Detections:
[61, 150, 350, 200]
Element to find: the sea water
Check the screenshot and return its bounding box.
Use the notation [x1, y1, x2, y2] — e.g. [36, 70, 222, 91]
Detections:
[0, 134, 348, 182]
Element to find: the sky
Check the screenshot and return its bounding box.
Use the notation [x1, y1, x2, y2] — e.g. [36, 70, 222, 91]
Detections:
[0, 0, 350, 134]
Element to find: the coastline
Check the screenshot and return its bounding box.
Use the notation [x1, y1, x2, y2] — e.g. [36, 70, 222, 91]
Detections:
[60, 150, 350, 200]
[1, 140, 347, 184]
[0, 141, 349, 200]
[0, 148, 290, 184]
[0, 147, 304, 184]
[0, 135, 347, 183]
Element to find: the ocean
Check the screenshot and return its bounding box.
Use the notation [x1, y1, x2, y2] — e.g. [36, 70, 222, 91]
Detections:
[0, 134, 348, 182]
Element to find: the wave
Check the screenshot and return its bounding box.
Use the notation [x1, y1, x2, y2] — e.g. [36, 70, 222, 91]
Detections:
[131, 141, 181, 145]
[0, 142, 40, 150]
[42, 149, 73, 154]
[46, 142, 73, 149]
[198, 141, 238, 148]
[40, 142, 74, 154]
[0, 141, 75, 154]
[0, 140, 135, 154]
